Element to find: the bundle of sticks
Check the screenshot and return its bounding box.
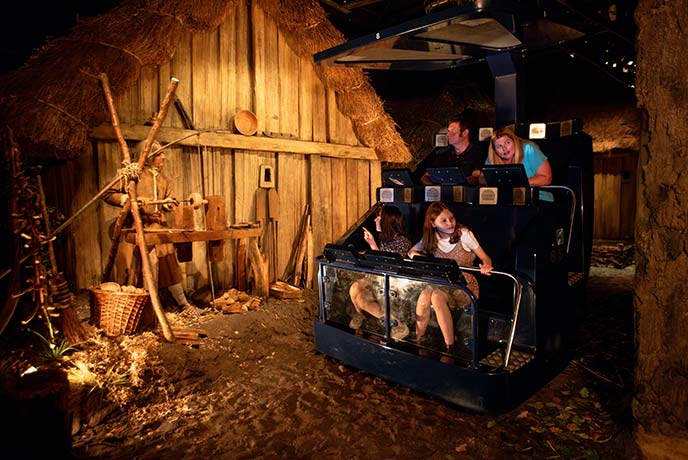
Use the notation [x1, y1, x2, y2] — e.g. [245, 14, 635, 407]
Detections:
[281, 205, 313, 289]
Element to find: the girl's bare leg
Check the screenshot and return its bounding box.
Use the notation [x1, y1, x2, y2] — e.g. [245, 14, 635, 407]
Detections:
[430, 290, 455, 348]
[350, 278, 383, 317]
[415, 288, 433, 340]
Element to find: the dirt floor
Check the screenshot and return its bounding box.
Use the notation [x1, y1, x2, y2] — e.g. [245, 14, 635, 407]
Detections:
[3, 265, 642, 460]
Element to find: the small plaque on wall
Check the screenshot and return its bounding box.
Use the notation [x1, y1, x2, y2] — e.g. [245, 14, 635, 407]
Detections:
[379, 188, 394, 203]
[424, 186, 441, 202]
[259, 164, 275, 188]
[529, 123, 546, 139]
[479, 187, 498, 205]
[512, 187, 526, 205]
[403, 188, 413, 202]
[452, 186, 464, 203]
[560, 119, 573, 137]
[478, 127, 493, 141]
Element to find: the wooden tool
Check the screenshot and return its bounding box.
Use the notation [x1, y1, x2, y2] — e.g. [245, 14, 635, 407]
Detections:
[268, 188, 280, 282]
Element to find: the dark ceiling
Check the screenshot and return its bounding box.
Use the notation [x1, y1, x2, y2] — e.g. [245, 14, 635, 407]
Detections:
[317, 0, 638, 89]
[320, 0, 636, 39]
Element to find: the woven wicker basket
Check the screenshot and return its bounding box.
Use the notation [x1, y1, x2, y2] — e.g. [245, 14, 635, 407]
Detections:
[89, 288, 149, 336]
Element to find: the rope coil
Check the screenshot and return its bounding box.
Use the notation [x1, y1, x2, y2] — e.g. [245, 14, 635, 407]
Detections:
[118, 162, 142, 182]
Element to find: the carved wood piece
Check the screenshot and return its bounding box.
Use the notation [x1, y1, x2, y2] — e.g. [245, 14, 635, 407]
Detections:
[246, 238, 268, 299]
[237, 238, 247, 291]
[172, 205, 195, 262]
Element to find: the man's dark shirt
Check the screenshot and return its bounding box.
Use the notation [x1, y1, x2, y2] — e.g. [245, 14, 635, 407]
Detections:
[413, 143, 485, 183]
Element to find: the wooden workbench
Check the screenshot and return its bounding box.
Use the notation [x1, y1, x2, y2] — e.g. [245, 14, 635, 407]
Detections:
[121, 224, 266, 295]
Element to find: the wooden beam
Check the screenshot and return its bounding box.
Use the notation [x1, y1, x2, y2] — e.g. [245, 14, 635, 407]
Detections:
[90, 124, 378, 161]
[343, 0, 384, 10]
[121, 227, 262, 245]
[319, 0, 351, 14]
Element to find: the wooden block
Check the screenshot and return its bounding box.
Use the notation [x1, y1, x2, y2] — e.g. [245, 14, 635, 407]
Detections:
[269, 281, 302, 300]
[205, 195, 226, 231]
[205, 195, 226, 262]
[173, 205, 194, 262]
[173, 205, 195, 228]
[208, 240, 225, 263]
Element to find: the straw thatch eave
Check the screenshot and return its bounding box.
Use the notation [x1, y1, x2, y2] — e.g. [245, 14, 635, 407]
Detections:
[583, 105, 640, 153]
[0, 0, 411, 163]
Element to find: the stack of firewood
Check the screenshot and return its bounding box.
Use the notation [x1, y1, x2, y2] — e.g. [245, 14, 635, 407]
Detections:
[210, 288, 262, 313]
[591, 240, 634, 268]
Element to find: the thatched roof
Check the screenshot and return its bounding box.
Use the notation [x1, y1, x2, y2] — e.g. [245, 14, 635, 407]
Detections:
[582, 104, 640, 153]
[0, 0, 411, 163]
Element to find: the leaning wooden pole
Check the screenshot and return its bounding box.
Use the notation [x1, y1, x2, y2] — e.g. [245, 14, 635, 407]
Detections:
[102, 200, 130, 281]
[99, 73, 130, 163]
[126, 77, 179, 343]
[100, 73, 132, 282]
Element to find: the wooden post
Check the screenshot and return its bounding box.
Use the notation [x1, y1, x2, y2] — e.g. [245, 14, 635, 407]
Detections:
[125, 78, 179, 343]
[102, 199, 131, 281]
[126, 183, 173, 340]
[100, 73, 133, 282]
[100, 77, 179, 342]
[99, 73, 130, 164]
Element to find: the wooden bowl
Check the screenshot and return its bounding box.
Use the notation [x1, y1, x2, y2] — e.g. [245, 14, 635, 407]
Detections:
[234, 109, 258, 136]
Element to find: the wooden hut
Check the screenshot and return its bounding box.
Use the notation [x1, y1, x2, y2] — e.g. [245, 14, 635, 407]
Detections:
[0, 0, 412, 292]
[584, 104, 640, 241]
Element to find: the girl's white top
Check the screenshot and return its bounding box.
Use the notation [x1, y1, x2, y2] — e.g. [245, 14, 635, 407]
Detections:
[412, 227, 479, 254]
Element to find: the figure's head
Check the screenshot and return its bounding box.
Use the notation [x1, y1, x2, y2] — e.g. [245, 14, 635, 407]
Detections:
[136, 140, 166, 167]
[488, 127, 523, 164]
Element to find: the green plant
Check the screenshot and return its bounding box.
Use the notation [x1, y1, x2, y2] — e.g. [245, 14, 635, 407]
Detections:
[90, 365, 130, 397]
[29, 329, 77, 366]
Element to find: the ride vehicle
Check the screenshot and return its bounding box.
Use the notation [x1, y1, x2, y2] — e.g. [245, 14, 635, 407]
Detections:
[311, 0, 608, 413]
[314, 123, 593, 414]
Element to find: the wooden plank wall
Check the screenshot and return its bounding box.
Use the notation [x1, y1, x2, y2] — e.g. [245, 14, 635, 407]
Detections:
[54, 1, 382, 291]
[593, 151, 637, 240]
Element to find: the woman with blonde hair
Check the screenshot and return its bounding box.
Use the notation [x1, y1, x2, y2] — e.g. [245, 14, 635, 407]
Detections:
[485, 127, 552, 186]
